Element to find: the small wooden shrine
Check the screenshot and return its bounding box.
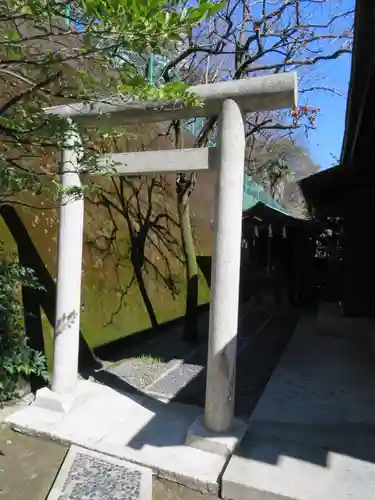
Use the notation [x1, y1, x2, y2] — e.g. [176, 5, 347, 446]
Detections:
[240, 201, 316, 308]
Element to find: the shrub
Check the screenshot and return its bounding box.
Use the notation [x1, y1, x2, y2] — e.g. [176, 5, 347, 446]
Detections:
[0, 248, 48, 403]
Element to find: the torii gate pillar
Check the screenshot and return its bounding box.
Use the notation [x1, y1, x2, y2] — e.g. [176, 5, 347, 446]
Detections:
[34, 73, 297, 448]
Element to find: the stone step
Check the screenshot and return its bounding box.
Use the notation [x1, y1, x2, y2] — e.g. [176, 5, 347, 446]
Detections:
[222, 312, 375, 500]
[47, 445, 152, 500]
[221, 433, 375, 500]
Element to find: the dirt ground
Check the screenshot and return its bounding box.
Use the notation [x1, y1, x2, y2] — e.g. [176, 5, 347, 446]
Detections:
[0, 425, 67, 500]
[153, 478, 218, 500]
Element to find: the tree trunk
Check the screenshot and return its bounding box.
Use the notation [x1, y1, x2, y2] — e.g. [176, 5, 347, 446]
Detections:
[132, 252, 159, 330]
[173, 118, 210, 344]
[177, 172, 199, 343]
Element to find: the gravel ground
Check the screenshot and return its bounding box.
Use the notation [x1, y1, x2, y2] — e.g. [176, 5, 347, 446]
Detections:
[93, 312, 210, 394]
[107, 358, 181, 391]
[93, 307, 298, 419]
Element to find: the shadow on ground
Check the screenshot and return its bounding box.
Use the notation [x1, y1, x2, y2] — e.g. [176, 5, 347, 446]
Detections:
[84, 307, 299, 450]
[84, 307, 375, 471]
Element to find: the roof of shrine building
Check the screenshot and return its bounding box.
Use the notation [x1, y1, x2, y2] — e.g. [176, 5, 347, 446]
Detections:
[242, 202, 313, 230]
[298, 0, 375, 214]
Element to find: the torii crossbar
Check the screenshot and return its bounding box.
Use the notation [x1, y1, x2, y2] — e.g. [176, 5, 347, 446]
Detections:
[39, 72, 297, 455]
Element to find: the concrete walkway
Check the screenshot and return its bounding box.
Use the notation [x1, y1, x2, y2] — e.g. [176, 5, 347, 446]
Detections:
[5, 306, 375, 499]
[222, 307, 375, 500]
[3, 307, 298, 498]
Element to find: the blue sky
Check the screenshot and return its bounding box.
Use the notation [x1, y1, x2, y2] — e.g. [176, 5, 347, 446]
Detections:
[70, 0, 354, 172]
[202, 0, 355, 172]
[226, 0, 355, 172]
[304, 40, 352, 171]
[293, 0, 354, 171]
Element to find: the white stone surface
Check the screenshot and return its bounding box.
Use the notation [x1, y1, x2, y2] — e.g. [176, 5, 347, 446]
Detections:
[204, 99, 245, 433]
[97, 148, 218, 175]
[222, 313, 375, 500]
[186, 414, 247, 457]
[34, 380, 96, 413]
[249, 314, 375, 447]
[43, 72, 298, 127]
[6, 381, 226, 493]
[0, 394, 34, 423]
[47, 445, 152, 500]
[222, 434, 375, 500]
[52, 124, 84, 394]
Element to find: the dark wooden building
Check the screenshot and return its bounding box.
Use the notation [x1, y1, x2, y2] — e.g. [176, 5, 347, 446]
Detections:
[240, 202, 315, 307]
[299, 0, 375, 317]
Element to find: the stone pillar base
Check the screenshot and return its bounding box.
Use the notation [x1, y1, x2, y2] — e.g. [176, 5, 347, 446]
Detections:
[185, 414, 247, 457]
[34, 380, 96, 413]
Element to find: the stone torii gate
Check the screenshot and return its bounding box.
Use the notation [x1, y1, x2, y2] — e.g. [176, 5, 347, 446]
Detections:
[37, 72, 297, 453]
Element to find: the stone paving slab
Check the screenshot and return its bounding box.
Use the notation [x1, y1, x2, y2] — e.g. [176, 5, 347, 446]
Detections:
[222, 312, 375, 500]
[249, 312, 375, 448]
[47, 445, 152, 500]
[147, 363, 204, 398]
[222, 433, 375, 500]
[6, 382, 226, 494]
